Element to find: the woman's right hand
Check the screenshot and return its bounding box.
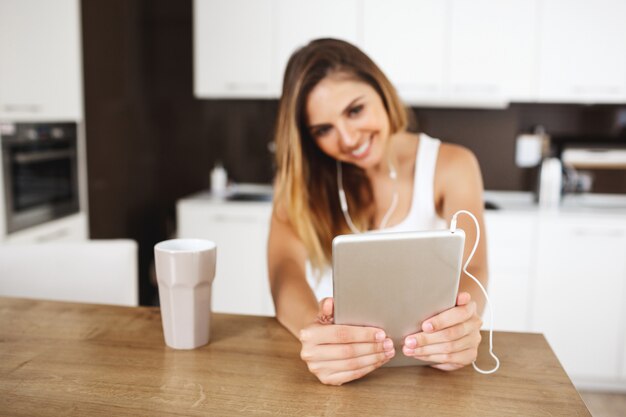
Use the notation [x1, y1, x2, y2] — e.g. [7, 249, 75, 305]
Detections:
[299, 297, 395, 385]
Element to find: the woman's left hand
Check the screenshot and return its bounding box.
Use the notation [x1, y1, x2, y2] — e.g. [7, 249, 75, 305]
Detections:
[402, 292, 482, 371]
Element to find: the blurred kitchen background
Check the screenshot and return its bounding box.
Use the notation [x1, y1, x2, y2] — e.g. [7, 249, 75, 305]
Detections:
[1, 0, 626, 406]
[87, 0, 626, 305]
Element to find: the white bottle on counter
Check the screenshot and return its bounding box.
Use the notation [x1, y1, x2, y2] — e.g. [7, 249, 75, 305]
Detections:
[211, 162, 228, 197]
[539, 158, 562, 209]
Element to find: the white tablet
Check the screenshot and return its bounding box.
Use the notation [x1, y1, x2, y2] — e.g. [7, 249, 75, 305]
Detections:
[332, 229, 465, 367]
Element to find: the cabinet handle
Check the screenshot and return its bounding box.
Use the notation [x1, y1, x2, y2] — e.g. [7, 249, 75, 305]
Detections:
[36, 228, 70, 242]
[2, 104, 42, 113]
[210, 214, 261, 223]
[452, 84, 500, 95]
[224, 82, 268, 91]
[570, 229, 624, 238]
[571, 85, 621, 96]
[396, 83, 440, 93]
[14, 149, 75, 164]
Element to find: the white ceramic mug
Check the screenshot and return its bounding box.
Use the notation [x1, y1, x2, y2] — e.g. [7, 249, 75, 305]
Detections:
[154, 239, 216, 349]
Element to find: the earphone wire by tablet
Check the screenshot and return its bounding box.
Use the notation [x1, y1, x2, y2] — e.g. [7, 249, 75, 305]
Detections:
[451, 210, 500, 374]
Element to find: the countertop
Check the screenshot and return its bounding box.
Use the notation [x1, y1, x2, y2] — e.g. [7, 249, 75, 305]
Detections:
[484, 190, 626, 214]
[183, 183, 626, 214]
[0, 297, 591, 416]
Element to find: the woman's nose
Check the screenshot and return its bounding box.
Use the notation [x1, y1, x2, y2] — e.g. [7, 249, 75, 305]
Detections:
[336, 123, 358, 149]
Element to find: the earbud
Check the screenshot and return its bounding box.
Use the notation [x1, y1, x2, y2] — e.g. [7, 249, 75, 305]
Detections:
[389, 165, 397, 180]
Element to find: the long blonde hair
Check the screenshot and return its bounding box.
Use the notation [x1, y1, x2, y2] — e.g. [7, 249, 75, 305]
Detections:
[274, 38, 409, 271]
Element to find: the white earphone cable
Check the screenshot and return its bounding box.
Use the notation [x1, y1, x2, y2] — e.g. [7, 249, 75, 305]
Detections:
[337, 160, 398, 233]
[450, 210, 500, 374]
[337, 161, 362, 234]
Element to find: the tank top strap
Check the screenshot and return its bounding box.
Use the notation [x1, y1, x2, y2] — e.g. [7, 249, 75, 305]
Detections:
[413, 133, 442, 226]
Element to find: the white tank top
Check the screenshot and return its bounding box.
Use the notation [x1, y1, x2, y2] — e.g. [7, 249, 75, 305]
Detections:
[306, 133, 447, 300]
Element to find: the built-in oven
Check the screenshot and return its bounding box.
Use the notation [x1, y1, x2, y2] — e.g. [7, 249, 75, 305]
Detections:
[1, 122, 80, 234]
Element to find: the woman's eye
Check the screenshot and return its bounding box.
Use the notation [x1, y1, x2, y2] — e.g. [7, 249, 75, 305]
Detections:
[348, 104, 364, 117]
[312, 126, 331, 138]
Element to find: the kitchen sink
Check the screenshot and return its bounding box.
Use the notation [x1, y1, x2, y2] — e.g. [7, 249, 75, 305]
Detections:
[224, 183, 273, 202]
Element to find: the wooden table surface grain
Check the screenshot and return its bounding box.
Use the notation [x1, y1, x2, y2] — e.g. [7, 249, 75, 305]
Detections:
[0, 297, 590, 416]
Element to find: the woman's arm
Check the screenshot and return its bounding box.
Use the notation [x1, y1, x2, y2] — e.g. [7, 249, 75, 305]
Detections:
[267, 206, 319, 335]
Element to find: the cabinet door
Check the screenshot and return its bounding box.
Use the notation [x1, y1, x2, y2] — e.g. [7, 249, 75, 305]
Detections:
[272, 0, 359, 93]
[623, 324, 626, 381]
[484, 212, 536, 332]
[532, 215, 626, 380]
[538, 0, 626, 103]
[449, 0, 537, 104]
[177, 200, 275, 316]
[0, 0, 82, 121]
[362, 0, 447, 104]
[193, 0, 273, 98]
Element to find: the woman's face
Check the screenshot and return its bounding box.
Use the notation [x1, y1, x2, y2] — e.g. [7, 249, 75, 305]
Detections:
[305, 74, 390, 171]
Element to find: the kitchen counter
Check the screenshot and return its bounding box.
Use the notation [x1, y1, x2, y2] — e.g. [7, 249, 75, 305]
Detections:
[0, 297, 591, 416]
[187, 184, 626, 215]
[484, 190, 626, 214]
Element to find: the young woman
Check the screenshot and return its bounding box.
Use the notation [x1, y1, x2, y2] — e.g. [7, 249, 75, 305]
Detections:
[268, 38, 488, 386]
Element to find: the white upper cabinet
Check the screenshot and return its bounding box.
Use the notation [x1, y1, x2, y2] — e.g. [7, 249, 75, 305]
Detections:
[193, 0, 626, 105]
[449, 0, 538, 104]
[271, 0, 360, 93]
[194, 0, 273, 98]
[0, 0, 83, 121]
[361, 0, 447, 104]
[538, 0, 626, 103]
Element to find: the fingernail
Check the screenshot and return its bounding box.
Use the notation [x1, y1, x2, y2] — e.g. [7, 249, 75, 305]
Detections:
[424, 322, 434, 332]
[405, 337, 416, 348]
[383, 339, 393, 350]
[385, 349, 395, 358]
[375, 331, 385, 341]
[403, 346, 414, 355]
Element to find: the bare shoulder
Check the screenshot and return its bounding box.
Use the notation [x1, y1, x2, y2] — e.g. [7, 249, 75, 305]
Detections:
[435, 143, 481, 183]
[437, 143, 478, 173]
[434, 142, 484, 211]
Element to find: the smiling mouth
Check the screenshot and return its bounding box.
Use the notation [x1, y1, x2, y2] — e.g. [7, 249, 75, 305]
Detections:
[350, 137, 372, 158]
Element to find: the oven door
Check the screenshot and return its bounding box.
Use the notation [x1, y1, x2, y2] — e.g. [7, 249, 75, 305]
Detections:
[3, 138, 80, 234]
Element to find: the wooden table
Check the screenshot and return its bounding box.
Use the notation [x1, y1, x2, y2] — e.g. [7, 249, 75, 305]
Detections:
[0, 297, 590, 416]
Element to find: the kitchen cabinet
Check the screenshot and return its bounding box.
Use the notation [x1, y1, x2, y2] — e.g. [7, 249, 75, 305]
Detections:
[537, 0, 626, 103]
[194, 0, 626, 105]
[0, 0, 83, 121]
[362, 0, 537, 106]
[361, 0, 447, 104]
[531, 213, 626, 384]
[177, 194, 274, 316]
[193, 0, 273, 98]
[194, 0, 359, 99]
[449, 0, 537, 104]
[483, 211, 536, 332]
[623, 325, 626, 381]
[0, 239, 138, 307]
[271, 0, 360, 93]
